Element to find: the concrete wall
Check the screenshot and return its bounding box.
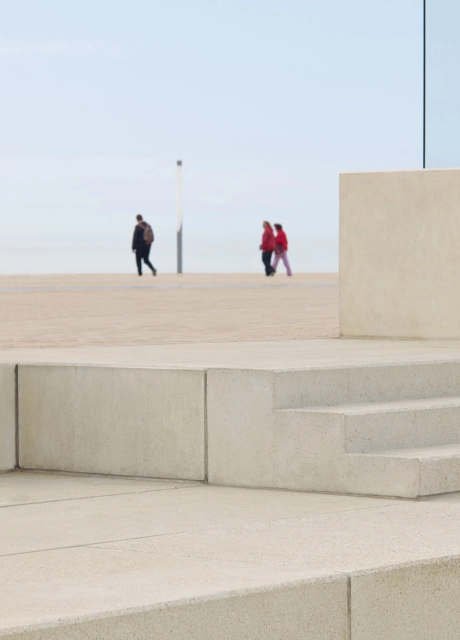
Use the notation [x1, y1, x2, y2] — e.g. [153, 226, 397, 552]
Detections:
[0, 364, 16, 471]
[13, 358, 460, 497]
[19, 365, 205, 480]
[207, 368, 347, 492]
[340, 168, 460, 338]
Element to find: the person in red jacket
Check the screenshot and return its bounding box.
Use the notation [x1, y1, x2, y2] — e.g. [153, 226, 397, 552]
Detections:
[260, 221, 276, 276]
[272, 223, 292, 276]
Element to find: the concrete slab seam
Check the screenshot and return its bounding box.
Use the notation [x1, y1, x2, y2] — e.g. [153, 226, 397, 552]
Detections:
[206, 481, 408, 502]
[0, 524, 218, 559]
[14, 364, 18, 469]
[204, 369, 208, 483]
[418, 459, 421, 499]
[0, 485, 200, 510]
[346, 551, 460, 579]
[10, 468, 203, 483]
[19, 467, 205, 485]
[347, 575, 351, 640]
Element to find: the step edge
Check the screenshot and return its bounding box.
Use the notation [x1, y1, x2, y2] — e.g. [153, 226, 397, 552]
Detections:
[278, 396, 460, 415]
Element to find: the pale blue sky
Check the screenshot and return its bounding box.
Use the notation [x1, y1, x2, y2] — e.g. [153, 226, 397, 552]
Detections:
[426, 0, 460, 168]
[0, 1, 422, 273]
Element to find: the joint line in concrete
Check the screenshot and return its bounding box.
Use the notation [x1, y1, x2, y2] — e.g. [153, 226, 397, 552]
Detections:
[204, 369, 209, 484]
[14, 364, 19, 469]
[347, 575, 351, 640]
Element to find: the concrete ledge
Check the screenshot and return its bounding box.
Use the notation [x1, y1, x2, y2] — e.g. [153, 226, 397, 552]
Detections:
[4, 473, 460, 640]
[18, 365, 205, 480]
[351, 556, 460, 639]
[0, 364, 15, 471]
[14, 355, 460, 498]
[0, 576, 347, 640]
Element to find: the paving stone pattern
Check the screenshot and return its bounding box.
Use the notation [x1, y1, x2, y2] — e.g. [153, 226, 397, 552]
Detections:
[0, 273, 338, 349]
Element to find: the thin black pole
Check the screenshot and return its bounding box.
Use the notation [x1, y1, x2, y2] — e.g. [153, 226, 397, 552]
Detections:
[423, 0, 426, 168]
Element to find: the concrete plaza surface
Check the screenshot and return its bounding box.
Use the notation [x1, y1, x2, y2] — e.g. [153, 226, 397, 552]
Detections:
[3, 471, 460, 639]
[0, 273, 338, 349]
[4, 272, 460, 637]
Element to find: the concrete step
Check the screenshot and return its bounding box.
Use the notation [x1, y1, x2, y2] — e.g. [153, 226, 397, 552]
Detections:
[273, 361, 460, 409]
[347, 443, 460, 498]
[295, 396, 460, 453]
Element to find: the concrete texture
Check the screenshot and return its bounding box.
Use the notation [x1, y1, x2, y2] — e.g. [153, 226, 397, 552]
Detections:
[0, 364, 15, 471]
[10, 338, 460, 498]
[351, 557, 460, 640]
[3, 337, 460, 369]
[18, 366, 205, 480]
[340, 168, 460, 338]
[3, 472, 460, 639]
[274, 360, 460, 408]
[0, 471, 198, 507]
[15, 353, 460, 498]
[0, 478, 390, 557]
[95, 499, 460, 574]
[340, 397, 460, 452]
[0, 551, 345, 639]
[207, 361, 460, 497]
[207, 367, 346, 493]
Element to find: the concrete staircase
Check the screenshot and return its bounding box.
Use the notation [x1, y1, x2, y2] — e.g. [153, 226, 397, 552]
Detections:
[285, 396, 460, 498]
[274, 363, 460, 498]
[207, 360, 460, 498]
[9, 358, 460, 499]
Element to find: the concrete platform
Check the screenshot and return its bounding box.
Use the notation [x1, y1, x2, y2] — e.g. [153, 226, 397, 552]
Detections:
[4, 272, 460, 637]
[2, 471, 460, 639]
[3, 341, 460, 636]
[5, 339, 460, 496]
[1, 336, 460, 368]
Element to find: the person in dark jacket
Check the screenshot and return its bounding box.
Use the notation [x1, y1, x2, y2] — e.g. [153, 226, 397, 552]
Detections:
[132, 214, 157, 276]
[259, 221, 276, 276]
[272, 223, 292, 276]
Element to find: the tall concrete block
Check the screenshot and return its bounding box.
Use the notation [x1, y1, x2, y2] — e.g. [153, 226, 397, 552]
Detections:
[340, 168, 460, 338]
[18, 365, 205, 480]
[0, 364, 15, 472]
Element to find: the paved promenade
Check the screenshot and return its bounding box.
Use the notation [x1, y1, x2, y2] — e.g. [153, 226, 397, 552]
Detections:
[0, 273, 338, 349]
[4, 273, 460, 638]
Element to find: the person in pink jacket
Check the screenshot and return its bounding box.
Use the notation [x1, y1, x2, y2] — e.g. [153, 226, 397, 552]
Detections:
[260, 221, 276, 276]
[272, 223, 292, 276]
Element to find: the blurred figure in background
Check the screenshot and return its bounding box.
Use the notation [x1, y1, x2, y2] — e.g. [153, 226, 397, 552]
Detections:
[272, 223, 292, 276]
[132, 214, 157, 276]
[260, 221, 276, 276]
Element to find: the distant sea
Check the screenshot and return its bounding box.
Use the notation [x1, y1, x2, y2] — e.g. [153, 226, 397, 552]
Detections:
[0, 233, 338, 275]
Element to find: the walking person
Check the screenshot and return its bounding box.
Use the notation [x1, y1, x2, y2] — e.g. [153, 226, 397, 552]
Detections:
[260, 221, 276, 276]
[132, 214, 157, 276]
[272, 223, 292, 276]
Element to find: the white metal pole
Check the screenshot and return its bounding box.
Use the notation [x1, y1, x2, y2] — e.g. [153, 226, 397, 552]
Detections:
[177, 160, 183, 274]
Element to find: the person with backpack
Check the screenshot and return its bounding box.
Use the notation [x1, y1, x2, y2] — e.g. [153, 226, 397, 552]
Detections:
[272, 223, 292, 276]
[132, 214, 157, 276]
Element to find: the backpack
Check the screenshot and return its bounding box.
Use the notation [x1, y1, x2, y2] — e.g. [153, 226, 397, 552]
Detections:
[143, 223, 154, 245]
